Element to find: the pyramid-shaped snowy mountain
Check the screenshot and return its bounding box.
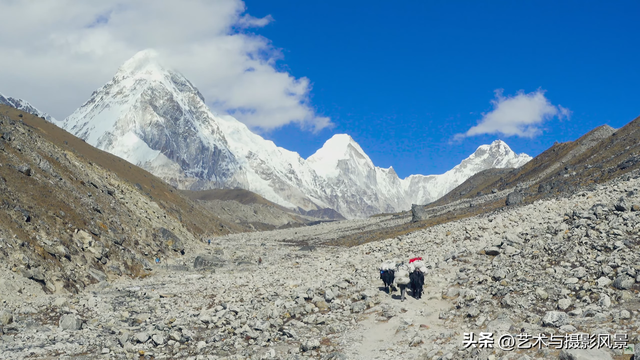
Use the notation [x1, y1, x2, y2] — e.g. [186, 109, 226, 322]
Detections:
[59, 50, 531, 219]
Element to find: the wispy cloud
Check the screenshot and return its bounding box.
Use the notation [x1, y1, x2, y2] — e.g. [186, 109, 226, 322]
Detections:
[0, 0, 330, 131]
[454, 89, 570, 140]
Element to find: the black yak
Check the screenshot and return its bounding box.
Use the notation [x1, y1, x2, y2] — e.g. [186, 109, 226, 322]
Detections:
[409, 270, 425, 299]
[380, 269, 395, 294]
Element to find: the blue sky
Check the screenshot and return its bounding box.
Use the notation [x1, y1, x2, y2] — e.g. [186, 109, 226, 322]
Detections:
[242, 0, 640, 177]
[0, 1, 638, 179]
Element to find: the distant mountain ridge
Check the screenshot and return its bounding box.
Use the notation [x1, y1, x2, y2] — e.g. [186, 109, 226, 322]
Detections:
[0, 92, 56, 122]
[55, 50, 531, 218]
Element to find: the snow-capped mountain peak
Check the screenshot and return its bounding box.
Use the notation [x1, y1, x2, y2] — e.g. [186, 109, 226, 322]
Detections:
[473, 140, 510, 157]
[466, 140, 531, 169]
[116, 49, 162, 77]
[307, 134, 374, 177]
[62, 49, 238, 189]
[402, 139, 532, 204]
[58, 50, 532, 219]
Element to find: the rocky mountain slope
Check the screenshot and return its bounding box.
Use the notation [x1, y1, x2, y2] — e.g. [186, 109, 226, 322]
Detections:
[57, 50, 531, 219]
[1, 163, 638, 360]
[0, 104, 243, 295]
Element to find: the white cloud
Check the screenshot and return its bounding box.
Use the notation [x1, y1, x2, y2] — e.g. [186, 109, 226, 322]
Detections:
[0, 0, 330, 131]
[455, 89, 569, 140]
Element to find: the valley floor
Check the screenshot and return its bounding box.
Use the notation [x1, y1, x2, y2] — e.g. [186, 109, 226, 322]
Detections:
[2, 174, 640, 360]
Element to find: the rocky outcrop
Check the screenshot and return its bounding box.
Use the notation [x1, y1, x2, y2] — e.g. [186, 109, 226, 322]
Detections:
[193, 255, 225, 269]
[505, 191, 523, 206]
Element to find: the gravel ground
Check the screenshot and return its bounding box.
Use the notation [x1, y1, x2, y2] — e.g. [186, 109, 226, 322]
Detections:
[2, 173, 640, 359]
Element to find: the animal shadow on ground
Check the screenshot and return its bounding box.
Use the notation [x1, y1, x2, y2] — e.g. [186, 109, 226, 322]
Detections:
[389, 291, 421, 301]
[378, 286, 398, 294]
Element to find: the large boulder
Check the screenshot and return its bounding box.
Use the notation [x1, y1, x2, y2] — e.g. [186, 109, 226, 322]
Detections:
[614, 197, 630, 212]
[350, 301, 366, 313]
[505, 191, 523, 206]
[324, 289, 335, 302]
[135, 331, 150, 343]
[88, 268, 107, 283]
[301, 339, 320, 352]
[538, 181, 553, 194]
[42, 242, 69, 259]
[0, 310, 13, 325]
[73, 230, 94, 248]
[542, 311, 567, 327]
[59, 314, 83, 331]
[193, 255, 225, 269]
[17, 164, 32, 176]
[152, 333, 166, 346]
[156, 228, 184, 253]
[21, 267, 45, 282]
[613, 275, 634, 290]
[411, 204, 429, 222]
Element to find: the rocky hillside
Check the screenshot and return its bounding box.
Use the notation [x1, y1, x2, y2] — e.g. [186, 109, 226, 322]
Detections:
[0, 162, 638, 359]
[0, 104, 243, 295]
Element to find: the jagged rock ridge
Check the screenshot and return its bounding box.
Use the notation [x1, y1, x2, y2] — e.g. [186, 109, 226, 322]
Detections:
[0, 92, 55, 122]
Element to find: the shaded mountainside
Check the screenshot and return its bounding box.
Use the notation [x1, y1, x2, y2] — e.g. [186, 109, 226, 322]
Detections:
[0, 104, 244, 294]
[433, 168, 513, 204]
[181, 188, 291, 208]
[180, 188, 343, 230]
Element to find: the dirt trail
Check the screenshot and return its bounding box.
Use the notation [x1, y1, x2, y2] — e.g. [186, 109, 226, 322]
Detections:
[341, 265, 458, 359]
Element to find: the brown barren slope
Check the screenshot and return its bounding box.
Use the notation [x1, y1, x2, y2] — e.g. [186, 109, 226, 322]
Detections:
[3, 105, 242, 236]
[0, 105, 242, 293]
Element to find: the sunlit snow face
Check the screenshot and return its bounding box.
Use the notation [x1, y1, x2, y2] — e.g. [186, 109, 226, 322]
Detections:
[60, 52, 530, 220]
